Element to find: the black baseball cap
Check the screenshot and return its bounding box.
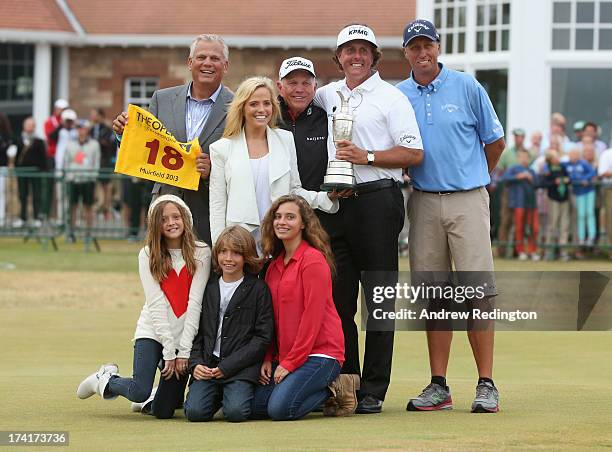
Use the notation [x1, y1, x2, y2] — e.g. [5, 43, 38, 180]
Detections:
[402, 19, 440, 47]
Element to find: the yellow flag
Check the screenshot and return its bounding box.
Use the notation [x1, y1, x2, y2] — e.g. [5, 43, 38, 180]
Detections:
[115, 104, 200, 191]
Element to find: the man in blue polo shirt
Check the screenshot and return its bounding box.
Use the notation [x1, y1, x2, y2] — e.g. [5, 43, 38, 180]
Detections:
[396, 19, 505, 414]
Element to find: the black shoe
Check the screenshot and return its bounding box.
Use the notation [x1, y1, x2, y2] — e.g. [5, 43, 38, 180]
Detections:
[355, 395, 383, 414]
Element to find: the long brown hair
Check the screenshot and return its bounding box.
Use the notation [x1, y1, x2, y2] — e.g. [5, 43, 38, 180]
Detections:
[145, 200, 199, 282]
[212, 225, 263, 275]
[260, 194, 335, 274]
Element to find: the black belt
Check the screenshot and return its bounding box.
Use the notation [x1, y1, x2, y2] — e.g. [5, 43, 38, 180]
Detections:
[355, 179, 401, 195]
[413, 186, 480, 196]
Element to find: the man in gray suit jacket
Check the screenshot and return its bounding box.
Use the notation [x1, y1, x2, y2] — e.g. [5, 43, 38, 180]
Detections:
[113, 34, 233, 244]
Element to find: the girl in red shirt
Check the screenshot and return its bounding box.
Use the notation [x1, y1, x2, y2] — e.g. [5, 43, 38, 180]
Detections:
[251, 194, 344, 420]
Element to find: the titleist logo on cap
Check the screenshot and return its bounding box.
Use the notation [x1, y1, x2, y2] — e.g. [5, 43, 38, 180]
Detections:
[285, 60, 312, 69]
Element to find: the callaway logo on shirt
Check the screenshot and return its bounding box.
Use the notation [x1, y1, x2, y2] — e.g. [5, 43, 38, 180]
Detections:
[442, 104, 460, 113]
[399, 134, 417, 145]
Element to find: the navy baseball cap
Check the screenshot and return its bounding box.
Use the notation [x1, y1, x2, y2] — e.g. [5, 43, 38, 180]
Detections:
[402, 19, 440, 47]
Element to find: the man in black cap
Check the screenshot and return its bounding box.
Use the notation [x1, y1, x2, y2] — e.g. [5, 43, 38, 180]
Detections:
[397, 19, 505, 414]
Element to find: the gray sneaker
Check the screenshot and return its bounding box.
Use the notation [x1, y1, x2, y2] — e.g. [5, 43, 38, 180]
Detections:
[471, 381, 499, 413]
[406, 383, 453, 411]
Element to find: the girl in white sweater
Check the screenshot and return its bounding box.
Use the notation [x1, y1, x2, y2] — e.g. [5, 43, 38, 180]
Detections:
[77, 194, 210, 419]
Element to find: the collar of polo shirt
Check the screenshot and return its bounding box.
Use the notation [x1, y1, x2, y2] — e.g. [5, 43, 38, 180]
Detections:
[411, 63, 448, 93]
[341, 70, 382, 93]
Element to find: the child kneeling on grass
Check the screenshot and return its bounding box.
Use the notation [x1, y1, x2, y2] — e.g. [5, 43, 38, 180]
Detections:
[76, 194, 210, 419]
[184, 225, 274, 422]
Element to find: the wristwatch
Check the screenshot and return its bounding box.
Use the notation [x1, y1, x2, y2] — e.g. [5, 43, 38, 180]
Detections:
[367, 150, 375, 166]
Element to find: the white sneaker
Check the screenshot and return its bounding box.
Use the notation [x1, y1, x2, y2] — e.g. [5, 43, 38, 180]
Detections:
[131, 386, 157, 413]
[531, 253, 541, 261]
[98, 371, 118, 400]
[518, 252, 528, 261]
[76, 363, 118, 399]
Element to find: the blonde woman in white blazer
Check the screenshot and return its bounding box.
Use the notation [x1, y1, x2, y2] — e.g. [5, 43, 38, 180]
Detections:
[209, 77, 338, 248]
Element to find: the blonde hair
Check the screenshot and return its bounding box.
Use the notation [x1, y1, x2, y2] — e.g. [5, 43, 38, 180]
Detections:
[261, 194, 335, 275]
[212, 226, 263, 275]
[223, 77, 281, 138]
[545, 149, 560, 165]
[145, 200, 199, 282]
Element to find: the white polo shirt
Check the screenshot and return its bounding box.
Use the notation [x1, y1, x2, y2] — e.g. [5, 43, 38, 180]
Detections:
[315, 71, 423, 183]
[598, 148, 612, 186]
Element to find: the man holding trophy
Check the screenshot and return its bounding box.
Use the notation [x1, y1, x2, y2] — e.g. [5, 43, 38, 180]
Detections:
[315, 23, 423, 414]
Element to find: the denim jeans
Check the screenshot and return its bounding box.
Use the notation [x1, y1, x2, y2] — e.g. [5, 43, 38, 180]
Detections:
[106, 338, 188, 419]
[250, 357, 341, 421]
[575, 191, 596, 243]
[184, 378, 254, 423]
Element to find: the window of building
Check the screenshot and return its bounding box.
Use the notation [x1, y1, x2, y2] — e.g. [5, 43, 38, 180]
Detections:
[475, 69, 508, 130]
[433, 0, 468, 54]
[475, 0, 511, 52]
[0, 44, 34, 102]
[552, 0, 612, 50]
[551, 68, 612, 146]
[124, 78, 159, 109]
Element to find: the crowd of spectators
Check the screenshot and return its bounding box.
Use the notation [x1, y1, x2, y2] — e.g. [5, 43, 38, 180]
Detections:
[0, 100, 151, 241]
[1, 103, 611, 259]
[489, 113, 612, 260]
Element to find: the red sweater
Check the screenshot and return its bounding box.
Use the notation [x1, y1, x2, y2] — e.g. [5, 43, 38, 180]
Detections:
[44, 114, 61, 158]
[265, 239, 345, 372]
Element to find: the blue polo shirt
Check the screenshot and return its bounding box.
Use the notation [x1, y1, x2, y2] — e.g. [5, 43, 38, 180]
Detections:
[396, 64, 504, 191]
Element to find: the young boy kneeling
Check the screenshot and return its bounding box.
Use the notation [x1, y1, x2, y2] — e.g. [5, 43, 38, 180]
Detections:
[185, 226, 274, 422]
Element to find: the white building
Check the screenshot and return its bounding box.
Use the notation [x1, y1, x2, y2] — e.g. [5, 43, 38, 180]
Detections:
[417, 0, 612, 144]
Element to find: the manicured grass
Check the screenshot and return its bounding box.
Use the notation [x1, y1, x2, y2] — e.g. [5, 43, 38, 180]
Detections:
[1, 238, 611, 450]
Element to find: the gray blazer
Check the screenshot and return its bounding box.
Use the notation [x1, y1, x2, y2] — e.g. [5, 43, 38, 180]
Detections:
[149, 83, 234, 245]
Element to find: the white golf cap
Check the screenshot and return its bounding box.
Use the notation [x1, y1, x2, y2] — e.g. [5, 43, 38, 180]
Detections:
[336, 24, 378, 48]
[54, 99, 69, 109]
[148, 194, 193, 227]
[76, 119, 91, 129]
[60, 109, 77, 122]
[279, 57, 316, 79]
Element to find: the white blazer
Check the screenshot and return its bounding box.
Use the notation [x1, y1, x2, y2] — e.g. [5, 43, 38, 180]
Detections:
[209, 127, 338, 244]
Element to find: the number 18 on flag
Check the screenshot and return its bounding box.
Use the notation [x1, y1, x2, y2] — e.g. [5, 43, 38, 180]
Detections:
[114, 104, 201, 191]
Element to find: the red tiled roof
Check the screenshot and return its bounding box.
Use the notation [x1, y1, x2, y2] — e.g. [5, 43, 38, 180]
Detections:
[66, 0, 415, 37]
[0, 0, 74, 32]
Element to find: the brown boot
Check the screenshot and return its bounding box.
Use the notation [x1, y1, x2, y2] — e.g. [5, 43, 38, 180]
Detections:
[323, 374, 360, 416]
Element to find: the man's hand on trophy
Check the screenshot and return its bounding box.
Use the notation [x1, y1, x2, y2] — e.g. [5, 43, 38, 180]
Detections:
[335, 140, 368, 165]
[328, 188, 355, 200]
[112, 111, 128, 135]
[196, 152, 211, 179]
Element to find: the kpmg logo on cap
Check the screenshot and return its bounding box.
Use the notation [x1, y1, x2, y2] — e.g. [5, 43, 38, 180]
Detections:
[348, 27, 369, 37]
